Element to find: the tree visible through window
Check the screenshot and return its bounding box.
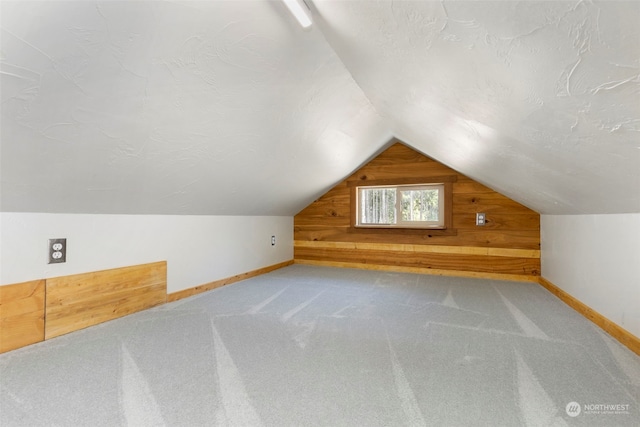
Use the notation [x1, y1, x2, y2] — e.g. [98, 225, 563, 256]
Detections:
[401, 188, 439, 222]
[360, 187, 396, 224]
[358, 184, 445, 228]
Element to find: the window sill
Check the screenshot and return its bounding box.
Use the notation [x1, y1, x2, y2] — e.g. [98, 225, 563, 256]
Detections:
[348, 227, 458, 237]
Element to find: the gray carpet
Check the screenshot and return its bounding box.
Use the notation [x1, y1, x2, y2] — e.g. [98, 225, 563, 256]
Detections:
[1, 265, 638, 426]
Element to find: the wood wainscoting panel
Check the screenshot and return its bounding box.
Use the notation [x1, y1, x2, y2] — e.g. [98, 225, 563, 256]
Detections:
[295, 245, 540, 276]
[45, 262, 167, 340]
[0, 280, 46, 353]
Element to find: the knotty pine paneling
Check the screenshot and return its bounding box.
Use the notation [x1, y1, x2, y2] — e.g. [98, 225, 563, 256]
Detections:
[294, 226, 541, 248]
[295, 241, 540, 258]
[295, 247, 540, 276]
[45, 262, 167, 339]
[294, 142, 540, 277]
[0, 280, 45, 353]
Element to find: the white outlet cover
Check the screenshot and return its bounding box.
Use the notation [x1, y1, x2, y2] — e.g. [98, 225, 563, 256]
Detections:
[476, 213, 486, 226]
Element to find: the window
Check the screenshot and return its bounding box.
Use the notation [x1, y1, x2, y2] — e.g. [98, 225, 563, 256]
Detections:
[348, 176, 456, 234]
[356, 183, 445, 229]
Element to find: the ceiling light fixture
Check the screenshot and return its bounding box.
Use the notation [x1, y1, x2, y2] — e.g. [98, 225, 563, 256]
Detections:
[282, 0, 312, 28]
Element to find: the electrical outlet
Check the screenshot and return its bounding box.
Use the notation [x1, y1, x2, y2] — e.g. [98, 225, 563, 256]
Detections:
[476, 213, 486, 226]
[271, 235, 276, 246]
[49, 238, 67, 263]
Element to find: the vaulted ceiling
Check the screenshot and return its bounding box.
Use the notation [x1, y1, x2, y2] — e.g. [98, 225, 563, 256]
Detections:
[1, 1, 638, 216]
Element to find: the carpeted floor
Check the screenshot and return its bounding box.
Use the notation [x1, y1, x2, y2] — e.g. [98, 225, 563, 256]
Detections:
[1, 265, 638, 426]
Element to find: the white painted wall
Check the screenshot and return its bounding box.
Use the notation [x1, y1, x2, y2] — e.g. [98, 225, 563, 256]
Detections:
[0, 213, 293, 293]
[541, 214, 640, 338]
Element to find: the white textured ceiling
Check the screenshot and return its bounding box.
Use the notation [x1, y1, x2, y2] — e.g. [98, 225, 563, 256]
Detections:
[0, 0, 390, 215]
[312, 0, 640, 214]
[1, 0, 639, 215]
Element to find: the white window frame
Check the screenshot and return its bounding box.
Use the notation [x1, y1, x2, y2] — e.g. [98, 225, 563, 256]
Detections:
[356, 183, 445, 229]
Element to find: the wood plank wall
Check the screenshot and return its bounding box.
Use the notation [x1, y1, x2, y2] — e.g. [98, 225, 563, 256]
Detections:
[46, 262, 167, 339]
[1, 260, 295, 353]
[0, 280, 46, 353]
[0, 262, 167, 353]
[294, 142, 540, 279]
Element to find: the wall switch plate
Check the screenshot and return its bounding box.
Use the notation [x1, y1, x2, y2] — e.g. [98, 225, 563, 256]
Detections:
[49, 238, 67, 263]
[271, 235, 276, 246]
[476, 213, 486, 226]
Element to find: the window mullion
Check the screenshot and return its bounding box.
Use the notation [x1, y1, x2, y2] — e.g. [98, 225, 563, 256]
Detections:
[396, 187, 401, 225]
